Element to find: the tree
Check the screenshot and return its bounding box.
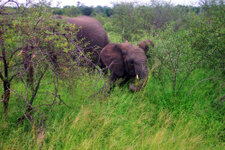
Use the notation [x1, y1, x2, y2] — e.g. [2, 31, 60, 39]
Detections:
[0, 1, 76, 118]
[81, 6, 94, 16]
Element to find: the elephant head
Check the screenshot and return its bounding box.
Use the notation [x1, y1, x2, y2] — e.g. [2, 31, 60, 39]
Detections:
[100, 41, 149, 92]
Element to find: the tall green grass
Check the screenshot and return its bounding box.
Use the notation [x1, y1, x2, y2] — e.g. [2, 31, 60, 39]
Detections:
[0, 68, 224, 149]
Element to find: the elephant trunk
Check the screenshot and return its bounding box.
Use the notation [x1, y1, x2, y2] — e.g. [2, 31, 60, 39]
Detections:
[129, 65, 148, 92]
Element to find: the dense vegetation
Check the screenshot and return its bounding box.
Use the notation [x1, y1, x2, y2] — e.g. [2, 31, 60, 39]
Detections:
[0, 0, 224, 149]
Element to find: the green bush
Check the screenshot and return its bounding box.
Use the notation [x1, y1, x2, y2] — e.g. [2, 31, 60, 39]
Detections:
[187, 4, 225, 75]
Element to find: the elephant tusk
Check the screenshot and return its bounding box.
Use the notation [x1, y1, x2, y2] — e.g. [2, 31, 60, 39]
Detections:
[136, 74, 139, 80]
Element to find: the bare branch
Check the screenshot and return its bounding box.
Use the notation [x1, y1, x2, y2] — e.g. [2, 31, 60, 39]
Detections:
[189, 77, 225, 95]
[29, 65, 48, 107]
[0, 99, 5, 103]
[9, 73, 18, 82]
[9, 47, 23, 60]
[0, 71, 4, 81]
[26, 0, 32, 7]
[19, 74, 28, 103]
[0, 0, 20, 11]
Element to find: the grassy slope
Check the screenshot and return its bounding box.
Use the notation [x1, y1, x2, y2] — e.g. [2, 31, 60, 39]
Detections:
[0, 34, 224, 150]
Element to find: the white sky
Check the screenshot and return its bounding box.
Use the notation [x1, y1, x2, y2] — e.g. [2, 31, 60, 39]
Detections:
[54, 0, 200, 7]
[1, 0, 200, 7]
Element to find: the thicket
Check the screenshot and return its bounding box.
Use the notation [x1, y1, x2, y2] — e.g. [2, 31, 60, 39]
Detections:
[0, 0, 102, 128]
[52, 5, 113, 17]
[0, 0, 224, 149]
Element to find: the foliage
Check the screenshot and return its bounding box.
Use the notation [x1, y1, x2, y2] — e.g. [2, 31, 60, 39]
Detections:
[52, 5, 113, 17]
[53, 6, 81, 17]
[111, 2, 197, 42]
[80, 6, 94, 16]
[149, 26, 200, 96]
[188, 3, 225, 74]
[0, 1, 84, 120]
[112, 2, 141, 41]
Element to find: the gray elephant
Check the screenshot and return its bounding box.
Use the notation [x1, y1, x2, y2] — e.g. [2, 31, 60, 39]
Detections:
[63, 15, 109, 67]
[100, 39, 154, 92]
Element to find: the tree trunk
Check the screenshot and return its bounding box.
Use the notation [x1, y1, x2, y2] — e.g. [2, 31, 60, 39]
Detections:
[3, 80, 10, 115]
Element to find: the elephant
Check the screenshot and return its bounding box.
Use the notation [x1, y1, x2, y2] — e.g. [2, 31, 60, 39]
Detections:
[100, 39, 154, 92]
[60, 15, 109, 67]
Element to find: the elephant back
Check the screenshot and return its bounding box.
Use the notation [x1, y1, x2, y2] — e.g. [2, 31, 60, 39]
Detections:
[66, 16, 109, 66]
[66, 16, 109, 49]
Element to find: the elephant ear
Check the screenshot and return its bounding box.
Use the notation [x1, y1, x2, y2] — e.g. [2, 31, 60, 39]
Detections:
[138, 39, 154, 53]
[100, 43, 125, 77]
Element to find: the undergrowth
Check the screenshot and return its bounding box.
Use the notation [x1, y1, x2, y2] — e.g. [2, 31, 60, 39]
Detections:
[0, 68, 224, 149]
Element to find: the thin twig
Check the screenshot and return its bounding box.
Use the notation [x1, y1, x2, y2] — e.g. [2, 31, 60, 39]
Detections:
[189, 77, 225, 95]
